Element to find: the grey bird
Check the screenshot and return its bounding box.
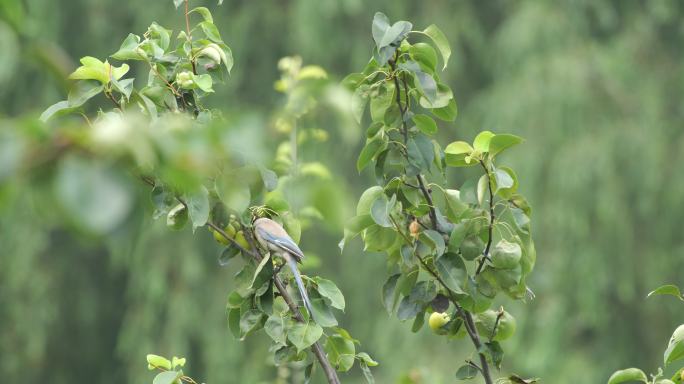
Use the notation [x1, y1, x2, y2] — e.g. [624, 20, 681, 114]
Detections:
[253, 217, 313, 316]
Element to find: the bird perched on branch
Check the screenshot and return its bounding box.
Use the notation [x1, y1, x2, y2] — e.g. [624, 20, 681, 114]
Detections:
[253, 217, 313, 316]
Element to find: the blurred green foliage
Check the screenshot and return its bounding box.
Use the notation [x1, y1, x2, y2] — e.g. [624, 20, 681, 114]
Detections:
[1, 0, 684, 383]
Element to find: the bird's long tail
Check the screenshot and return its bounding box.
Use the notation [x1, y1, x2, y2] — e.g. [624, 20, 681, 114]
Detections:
[285, 254, 314, 318]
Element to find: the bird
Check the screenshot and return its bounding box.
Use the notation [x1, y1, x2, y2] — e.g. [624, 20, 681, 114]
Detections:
[252, 217, 314, 317]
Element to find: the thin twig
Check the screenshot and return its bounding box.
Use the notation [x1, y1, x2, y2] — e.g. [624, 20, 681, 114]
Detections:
[476, 160, 495, 275]
[184, 0, 198, 75]
[416, 174, 438, 230]
[104, 91, 122, 109]
[490, 307, 504, 341]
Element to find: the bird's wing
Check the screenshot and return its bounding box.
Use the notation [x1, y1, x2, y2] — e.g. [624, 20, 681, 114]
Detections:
[256, 226, 305, 261]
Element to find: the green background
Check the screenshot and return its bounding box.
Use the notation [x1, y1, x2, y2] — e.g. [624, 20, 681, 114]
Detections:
[2, 0, 684, 383]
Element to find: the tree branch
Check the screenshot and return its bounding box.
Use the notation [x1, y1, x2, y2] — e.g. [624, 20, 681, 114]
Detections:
[416, 174, 438, 230]
[387, 50, 493, 384]
[414, 254, 493, 384]
[388, 55, 439, 231]
[476, 160, 495, 275]
[184, 0, 198, 75]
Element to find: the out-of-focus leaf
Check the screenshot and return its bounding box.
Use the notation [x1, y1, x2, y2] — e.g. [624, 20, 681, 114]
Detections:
[54, 156, 133, 234]
[185, 185, 210, 230]
[607, 368, 648, 384]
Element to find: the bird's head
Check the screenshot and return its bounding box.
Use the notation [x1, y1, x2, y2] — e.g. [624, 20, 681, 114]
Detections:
[249, 205, 279, 225]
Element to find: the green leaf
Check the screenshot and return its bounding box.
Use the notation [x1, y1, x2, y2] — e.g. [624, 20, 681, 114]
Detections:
[360, 362, 375, 384]
[315, 278, 346, 311]
[216, 173, 251, 212]
[370, 193, 394, 228]
[370, 82, 395, 122]
[147, 354, 172, 370]
[357, 352, 379, 367]
[111, 77, 134, 100]
[185, 186, 209, 230]
[357, 136, 387, 173]
[648, 285, 684, 301]
[489, 134, 523, 157]
[153, 371, 181, 384]
[422, 24, 451, 70]
[194, 73, 214, 92]
[414, 71, 437, 103]
[173, 0, 184, 8]
[310, 294, 338, 327]
[418, 82, 452, 109]
[221, 45, 234, 74]
[363, 225, 397, 252]
[455, 364, 479, 380]
[491, 240, 522, 269]
[409, 42, 438, 73]
[326, 334, 356, 372]
[40, 81, 105, 121]
[665, 325, 684, 365]
[473, 130, 495, 152]
[111, 33, 143, 60]
[189, 6, 213, 23]
[199, 21, 222, 43]
[432, 99, 458, 121]
[357, 186, 385, 215]
[380, 20, 412, 48]
[435, 252, 467, 294]
[411, 310, 425, 332]
[420, 229, 446, 256]
[483, 341, 504, 369]
[372, 13, 411, 49]
[69, 81, 105, 107]
[351, 84, 369, 125]
[397, 281, 436, 321]
[444, 141, 475, 167]
[218, 245, 240, 267]
[412, 114, 437, 136]
[69, 56, 129, 85]
[54, 156, 133, 234]
[288, 321, 323, 352]
[227, 308, 240, 338]
[250, 253, 272, 289]
[408, 135, 435, 172]
[400, 61, 438, 104]
[382, 274, 400, 314]
[166, 203, 188, 230]
[607, 368, 648, 384]
[495, 166, 518, 198]
[442, 189, 468, 222]
[342, 214, 375, 247]
[259, 167, 278, 191]
[371, 12, 390, 48]
[239, 309, 265, 340]
[494, 168, 514, 190]
[40, 101, 74, 122]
